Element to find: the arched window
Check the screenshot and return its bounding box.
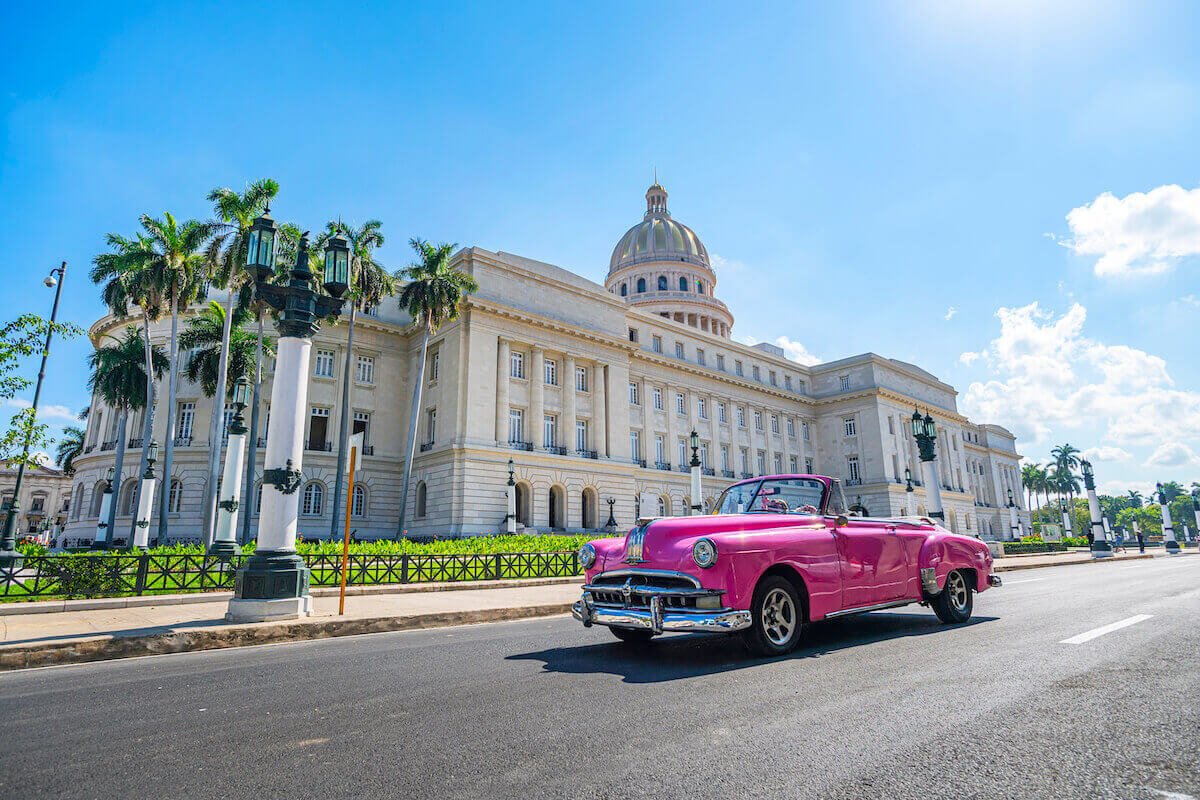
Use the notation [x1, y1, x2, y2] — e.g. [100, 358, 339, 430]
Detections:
[72, 484, 84, 520]
[679, 276, 688, 291]
[581, 488, 598, 529]
[89, 481, 107, 517]
[658, 496, 669, 517]
[254, 483, 263, 514]
[168, 479, 183, 514]
[697, 280, 704, 294]
[619, 283, 628, 297]
[301, 482, 324, 516]
[415, 481, 427, 518]
[515, 482, 530, 527]
[548, 485, 566, 529]
[352, 484, 367, 518]
[121, 482, 137, 516]
[657, 275, 668, 291]
[636, 278, 646, 293]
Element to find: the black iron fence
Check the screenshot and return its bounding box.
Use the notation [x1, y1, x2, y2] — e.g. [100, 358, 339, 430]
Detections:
[0, 551, 582, 602]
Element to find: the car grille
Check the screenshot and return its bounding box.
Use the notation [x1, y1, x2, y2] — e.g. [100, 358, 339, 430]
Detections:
[585, 570, 718, 612]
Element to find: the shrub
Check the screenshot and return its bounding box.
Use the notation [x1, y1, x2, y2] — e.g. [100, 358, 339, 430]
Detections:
[1003, 541, 1068, 555]
[50, 554, 128, 598]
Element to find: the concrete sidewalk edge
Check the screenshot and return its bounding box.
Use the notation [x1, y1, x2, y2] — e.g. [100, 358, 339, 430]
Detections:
[0, 602, 575, 672]
[993, 553, 1156, 572]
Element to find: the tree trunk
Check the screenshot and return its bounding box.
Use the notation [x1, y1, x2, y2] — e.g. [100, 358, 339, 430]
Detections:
[104, 410, 128, 547]
[241, 309, 264, 545]
[157, 292, 181, 545]
[202, 290, 237, 547]
[128, 312, 157, 545]
[397, 324, 431, 535]
[330, 303, 357, 539]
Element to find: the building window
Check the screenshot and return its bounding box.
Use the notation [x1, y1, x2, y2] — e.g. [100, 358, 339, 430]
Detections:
[655, 435, 665, 465]
[508, 409, 524, 443]
[698, 398, 707, 420]
[652, 387, 663, 410]
[543, 414, 557, 448]
[786, 417, 795, 437]
[718, 403, 727, 424]
[805, 457, 814, 473]
[678, 439, 687, 468]
[847, 456, 861, 482]
[798, 380, 807, 395]
[416, 482, 427, 518]
[637, 278, 646, 293]
[168, 479, 183, 513]
[254, 483, 263, 514]
[774, 453, 783, 473]
[696, 348, 706, 366]
[222, 403, 234, 440]
[720, 445, 729, 471]
[740, 449, 749, 474]
[770, 415, 779, 434]
[839, 374, 850, 392]
[657, 275, 669, 291]
[675, 393, 686, 416]
[314, 349, 335, 378]
[353, 411, 370, 445]
[425, 408, 437, 444]
[674, 341, 685, 359]
[308, 407, 329, 448]
[575, 366, 588, 392]
[429, 351, 440, 383]
[802, 421, 810, 441]
[887, 416, 895, 435]
[510, 352, 525, 379]
[678, 276, 688, 291]
[356, 355, 375, 384]
[630, 430, 641, 462]
[756, 451, 766, 475]
[620, 283, 628, 297]
[769, 370, 777, 386]
[544, 359, 557, 386]
[651, 335, 663, 354]
[576, 420, 588, 452]
[754, 411, 763, 431]
[716, 354, 725, 371]
[752, 365, 761, 381]
[789, 456, 798, 472]
[700, 443, 709, 469]
[737, 406, 746, 428]
[784, 375, 793, 391]
[351, 484, 366, 518]
[843, 417, 857, 437]
[735, 360, 744, 377]
[697, 280, 704, 294]
[628, 328, 639, 343]
[628, 382, 640, 405]
[300, 482, 323, 516]
[176, 402, 195, 440]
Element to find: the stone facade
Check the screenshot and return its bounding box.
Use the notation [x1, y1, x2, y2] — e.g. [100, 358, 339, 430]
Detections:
[62, 184, 1030, 543]
[0, 466, 72, 541]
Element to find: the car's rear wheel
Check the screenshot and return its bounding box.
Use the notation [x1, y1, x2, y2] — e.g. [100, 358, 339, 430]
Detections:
[741, 575, 804, 656]
[609, 627, 654, 645]
[932, 569, 974, 624]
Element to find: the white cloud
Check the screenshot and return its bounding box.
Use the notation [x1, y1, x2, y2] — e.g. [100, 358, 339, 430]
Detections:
[1060, 184, 1200, 277]
[709, 253, 748, 275]
[1145, 442, 1200, 469]
[959, 302, 1200, 455]
[943, 306, 957, 321]
[958, 351, 981, 367]
[1082, 446, 1133, 463]
[4, 399, 78, 422]
[770, 336, 821, 366]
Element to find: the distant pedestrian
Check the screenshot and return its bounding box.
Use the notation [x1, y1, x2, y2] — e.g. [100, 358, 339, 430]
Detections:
[1137, 531, 1145, 553]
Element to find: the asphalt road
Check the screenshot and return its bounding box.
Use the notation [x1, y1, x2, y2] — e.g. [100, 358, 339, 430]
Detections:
[2, 556, 1198, 800]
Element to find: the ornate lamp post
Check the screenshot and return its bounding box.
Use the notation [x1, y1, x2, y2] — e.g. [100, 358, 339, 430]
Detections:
[911, 409, 944, 520]
[133, 441, 159, 550]
[91, 467, 115, 549]
[689, 429, 702, 515]
[1080, 459, 1112, 559]
[226, 228, 346, 622]
[210, 376, 250, 558]
[1193, 496, 1200, 547]
[240, 209, 277, 545]
[505, 458, 517, 534]
[604, 497, 618, 532]
[1006, 488, 1021, 541]
[1156, 482, 1180, 555]
[0, 262, 67, 567]
[904, 467, 914, 515]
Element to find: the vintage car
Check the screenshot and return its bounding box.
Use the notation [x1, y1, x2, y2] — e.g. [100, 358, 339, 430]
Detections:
[571, 474, 1001, 655]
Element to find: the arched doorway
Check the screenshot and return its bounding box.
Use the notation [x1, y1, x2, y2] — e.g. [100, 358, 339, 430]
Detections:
[515, 482, 530, 527]
[548, 485, 566, 530]
[581, 488, 598, 530]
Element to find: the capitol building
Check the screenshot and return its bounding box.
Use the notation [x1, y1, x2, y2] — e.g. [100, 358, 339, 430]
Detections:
[61, 182, 1030, 544]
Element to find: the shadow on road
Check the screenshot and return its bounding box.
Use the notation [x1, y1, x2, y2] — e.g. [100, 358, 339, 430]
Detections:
[508, 611, 998, 683]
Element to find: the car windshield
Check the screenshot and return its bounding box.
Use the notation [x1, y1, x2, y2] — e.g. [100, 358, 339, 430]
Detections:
[714, 478, 826, 515]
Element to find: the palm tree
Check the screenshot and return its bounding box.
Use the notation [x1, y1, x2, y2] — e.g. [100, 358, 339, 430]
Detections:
[135, 212, 217, 543]
[55, 427, 85, 476]
[87, 327, 169, 547]
[326, 219, 396, 538]
[396, 239, 478, 533]
[1021, 463, 1041, 516]
[200, 180, 278, 544]
[1127, 489, 1143, 508]
[180, 301, 275, 396]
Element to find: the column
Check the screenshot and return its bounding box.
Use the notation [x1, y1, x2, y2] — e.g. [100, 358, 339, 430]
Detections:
[495, 339, 510, 444]
[1085, 483, 1111, 558]
[763, 407, 775, 474]
[563, 355, 577, 452]
[1159, 485, 1180, 554]
[530, 346, 544, 448]
[593, 363, 607, 458]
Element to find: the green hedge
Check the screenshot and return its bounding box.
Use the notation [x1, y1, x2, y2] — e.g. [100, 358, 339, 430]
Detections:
[1004, 541, 1068, 554]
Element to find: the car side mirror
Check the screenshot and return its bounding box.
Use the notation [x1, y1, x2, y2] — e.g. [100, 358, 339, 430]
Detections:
[834, 514, 849, 528]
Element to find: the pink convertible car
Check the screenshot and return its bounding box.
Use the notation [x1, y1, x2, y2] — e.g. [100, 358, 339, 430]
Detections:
[572, 474, 1001, 655]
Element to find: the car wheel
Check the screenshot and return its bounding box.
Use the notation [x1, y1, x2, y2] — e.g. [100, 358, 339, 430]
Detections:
[741, 575, 804, 656]
[609, 627, 654, 645]
[932, 569, 974, 624]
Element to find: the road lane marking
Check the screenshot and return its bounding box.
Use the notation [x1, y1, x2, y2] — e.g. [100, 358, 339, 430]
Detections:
[1003, 578, 1045, 585]
[1060, 614, 1154, 645]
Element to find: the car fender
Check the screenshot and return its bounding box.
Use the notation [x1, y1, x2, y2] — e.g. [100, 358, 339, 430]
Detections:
[918, 532, 993, 594]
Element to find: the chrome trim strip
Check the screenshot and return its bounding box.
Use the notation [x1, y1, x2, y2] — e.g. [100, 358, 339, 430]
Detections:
[582, 583, 724, 598]
[572, 600, 752, 633]
[588, 568, 703, 588]
[824, 599, 915, 619]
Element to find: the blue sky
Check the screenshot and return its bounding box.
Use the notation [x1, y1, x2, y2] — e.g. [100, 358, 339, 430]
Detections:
[2, 1, 1198, 495]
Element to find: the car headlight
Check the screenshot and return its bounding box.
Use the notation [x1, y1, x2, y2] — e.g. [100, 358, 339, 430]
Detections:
[692, 537, 718, 569]
[578, 542, 597, 569]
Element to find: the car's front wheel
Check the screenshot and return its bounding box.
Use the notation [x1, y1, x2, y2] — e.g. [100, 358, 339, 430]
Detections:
[742, 576, 804, 656]
[609, 627, 654, 645]
[931, 569, 974, 624]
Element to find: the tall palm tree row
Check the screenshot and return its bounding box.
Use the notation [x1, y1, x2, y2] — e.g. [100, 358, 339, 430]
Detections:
[326, 219, 396, 538]
[396, 239, 478, 534]
[86, 327, 169, 546]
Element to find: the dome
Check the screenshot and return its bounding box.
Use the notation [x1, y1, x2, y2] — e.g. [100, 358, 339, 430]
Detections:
[608, 183, 709, 274]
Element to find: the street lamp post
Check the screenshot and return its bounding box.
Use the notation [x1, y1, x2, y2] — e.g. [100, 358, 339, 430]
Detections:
[133, 441, 159, 550]
[226, 226, 346, 623]
[1006, 488, 1021, 541]
[505, 458, 517, 534]
[210, 377, 250, 558]
[1193, 497, 1200, 547]
[689, 429, 702, 515]
[911, 409, 944, 520]
[1080, 459, 1112, 559]
[604, 497, 617, 532]
[0, 262, 67, 567]
[91, 467, 115, 549]
[904, 467, 914, 515]
[1157, 482, 1180, 555]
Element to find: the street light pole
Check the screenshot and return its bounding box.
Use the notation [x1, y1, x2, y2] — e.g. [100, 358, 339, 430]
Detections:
[91, 467, 115, 549]
[904, 467, 914, 516]
[133, 442, 159, 550]
[689, 429, 702, 515]
[1080, 459, 1112, 559]
[226, 225, 345, 623]
[0, 263, 67, 567]
[911, 409, 944, 520]
[1157, 482, 1180, 555]
[604, 497, 617, 532]
[1192, 497, 1200, 548]
[210, 377, 250, 558]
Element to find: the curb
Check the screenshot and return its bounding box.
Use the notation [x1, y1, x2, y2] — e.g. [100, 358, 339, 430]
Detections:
[0, 602, 575, 672]
[994, 554, 1157, 572]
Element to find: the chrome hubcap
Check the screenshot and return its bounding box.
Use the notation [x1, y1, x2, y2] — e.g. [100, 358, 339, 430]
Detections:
[947, 571, 968, 612]
[761, 588, 797, 646]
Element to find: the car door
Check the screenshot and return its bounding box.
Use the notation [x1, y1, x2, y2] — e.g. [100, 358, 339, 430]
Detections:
[831, 519, 912, 608]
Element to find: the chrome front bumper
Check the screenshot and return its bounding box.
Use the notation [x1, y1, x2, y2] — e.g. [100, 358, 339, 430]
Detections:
[572, 592, 752, 635]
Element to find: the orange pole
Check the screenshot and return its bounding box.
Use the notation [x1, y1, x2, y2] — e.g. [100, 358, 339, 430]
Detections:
[338, 446, 356, 615]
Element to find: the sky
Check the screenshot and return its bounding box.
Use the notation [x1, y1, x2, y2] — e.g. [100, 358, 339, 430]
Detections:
[1, 1, 1198, 496]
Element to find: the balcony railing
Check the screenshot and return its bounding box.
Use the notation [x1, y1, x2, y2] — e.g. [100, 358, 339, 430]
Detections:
[702, 467, 715, 476]
[173, 437, 192, 447]
[576, 449, 598, 460]
[419, 442, 434, 452]
[362, 445, 374, 456]
[305, 440, 332, 452]
[509, 440, 533, 452]
[722, 470, 736, 479]
[127, 437, 143, 449]
[655, 461, 672, 471]
[741, 472, 755, 479]
[634, 459, 647, 468]
[256, 438, 267, 447]
[543, 445, 567, 455]
[100, 441, 116, 451]
[678, 464, 690, 473]
[846, 478, 863, 486]
[83, 444, 95, 453]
